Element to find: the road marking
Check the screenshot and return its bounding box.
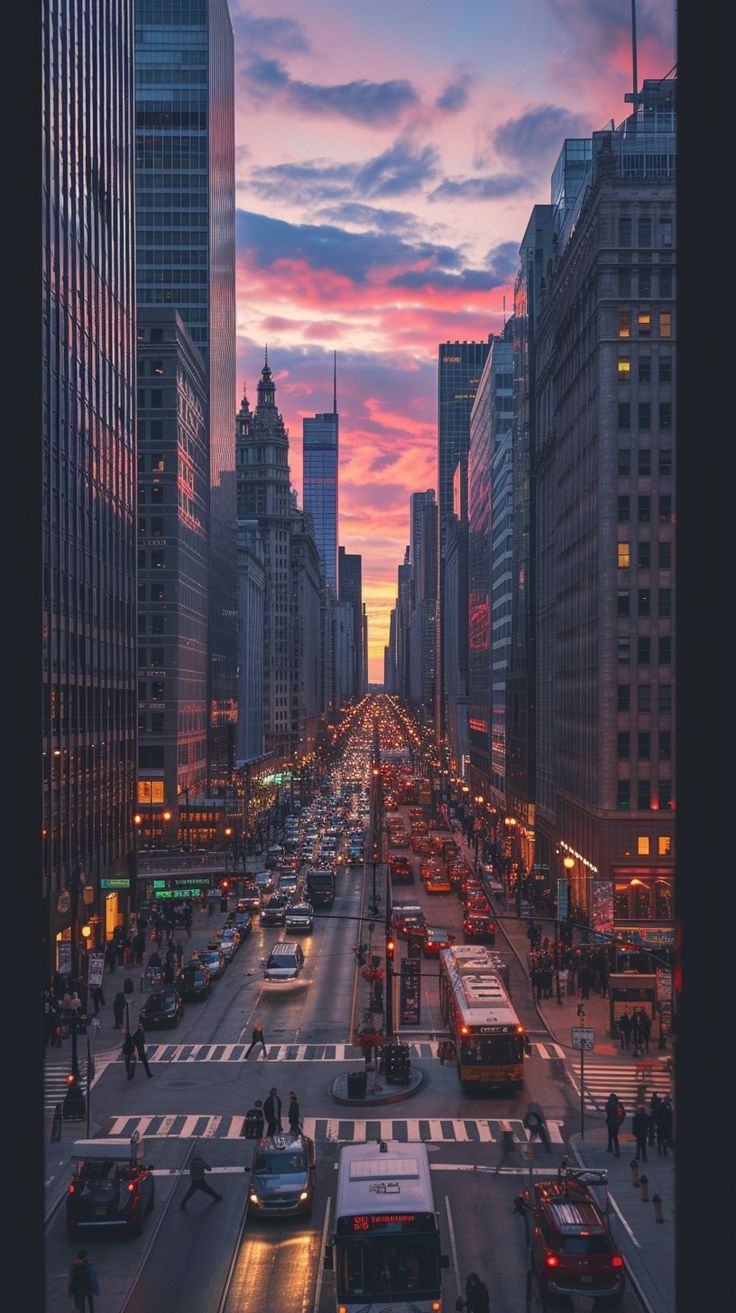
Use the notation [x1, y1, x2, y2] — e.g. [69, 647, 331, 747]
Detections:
[444, 1195, 462, 1298]
[136, 1039, 558, 1064]
[180, 1115, 201, 1138]
[201, 1115, 222, 1137]
[313, 1196, 331, 1313]
[225, 1116, 245, 1138]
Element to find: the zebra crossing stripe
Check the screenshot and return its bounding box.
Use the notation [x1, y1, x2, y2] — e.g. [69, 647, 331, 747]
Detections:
[180, 1115, 201, 1138]
[158, 1115, 178, 1136]
[225, 1116, 245, 1138]
[201, 1116, 222, 1138]
[132, 1040, 561, 1065]
[100, 1114, 569, 1144]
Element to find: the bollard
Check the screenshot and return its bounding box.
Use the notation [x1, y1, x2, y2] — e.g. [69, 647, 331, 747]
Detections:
[630, 1158, 640, 1188]
[652, 1192, 664, 1222]
[639, 1174, 649, 1202]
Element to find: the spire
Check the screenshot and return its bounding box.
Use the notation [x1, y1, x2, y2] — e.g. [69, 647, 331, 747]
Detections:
[333, 349, 337, 415]
[257, 347, 276, 408]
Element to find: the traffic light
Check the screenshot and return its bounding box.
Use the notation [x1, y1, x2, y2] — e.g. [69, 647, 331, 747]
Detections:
[386, 937, 395, 961]
[220, 878, 230, 890]
[62, 1071, 85, 1120]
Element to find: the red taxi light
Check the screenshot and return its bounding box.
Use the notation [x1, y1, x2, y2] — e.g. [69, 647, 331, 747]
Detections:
[545, 1255, 560, 1268]
[489, 924, 495, 933]
[612, 1255, 624, 1269]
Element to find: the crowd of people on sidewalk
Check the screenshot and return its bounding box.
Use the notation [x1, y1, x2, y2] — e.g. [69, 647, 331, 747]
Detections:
[527, 938, 612, 1002]
[605, 1090, 674, 1159]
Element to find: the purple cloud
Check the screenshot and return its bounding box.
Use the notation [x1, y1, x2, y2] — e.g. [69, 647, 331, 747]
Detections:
[428, 174, 529, 202]
[484, 241, 520, 283]
[435, 78, 470, 113]
[493, 104, 593, 170]
[232, 7, 310, 53]
[241, 56, 419, 125]
[247, 138, 439, 204]
[315, 203, 419, 235]
[389, 268, 503, 292]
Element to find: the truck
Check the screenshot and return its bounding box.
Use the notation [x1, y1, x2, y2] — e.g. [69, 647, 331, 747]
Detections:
[306, 868, 335, 907]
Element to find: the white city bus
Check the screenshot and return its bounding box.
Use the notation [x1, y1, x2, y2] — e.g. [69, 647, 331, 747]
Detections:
[325, 1139, 449, 1312]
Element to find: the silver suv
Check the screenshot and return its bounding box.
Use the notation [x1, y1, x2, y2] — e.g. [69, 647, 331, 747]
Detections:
[248, 1132, 316, 1217]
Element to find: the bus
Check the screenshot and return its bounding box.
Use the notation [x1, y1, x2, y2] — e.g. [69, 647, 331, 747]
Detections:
[325, 1139, 449, 1312]
[438, 944, 528, 1092]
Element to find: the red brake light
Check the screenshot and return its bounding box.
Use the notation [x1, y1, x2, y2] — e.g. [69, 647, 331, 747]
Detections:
[545, 1255, 560, 1268]
[612, 1255, 624, 1269]
[66, 1073, 76, 1085]
[68, 1184, 75, 1194]
[127, 1182, 136, 1193]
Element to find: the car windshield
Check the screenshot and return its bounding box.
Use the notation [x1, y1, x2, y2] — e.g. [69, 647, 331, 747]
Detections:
[428, 930, 449, 941]
[459, 1035, 523, 1064]
[559, 1234, 611, 1255]
[254, 1151, 306, 1175]
[78, 1160, 133, 1181]
[338, 1237, 439, 1299]
[147, 991, 175, 1010]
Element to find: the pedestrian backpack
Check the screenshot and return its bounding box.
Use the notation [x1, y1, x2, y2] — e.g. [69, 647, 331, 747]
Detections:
[71, 1263, 91, 1293]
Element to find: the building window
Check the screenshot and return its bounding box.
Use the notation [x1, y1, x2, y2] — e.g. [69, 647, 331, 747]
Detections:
[618, 269, 631, 295]
[659, 449, 672, 476]
[637, 835, 650, 855]
[637, 311, 652, 335]
[658, 835, 672, 856]
[151, 454, 164, 471]
[151, 551, 165, 570]
[659, 635, 672, 664]
[617, 311, 631, 338]
[638, 448, 651, 476]
[638, 402, 651, 429]
[638, 731, 651, 760]
[152, 583, 165, 601]
[659, 588, 672, 618]
[150, 614, 165, 634]
[151, 712, 164, 734]
[617, 542, 630, 568]
[618, 732, 630, 759]
[638, 270, 652, 297]
[150, 389, 163, 408]
[659, 357, 672, 383]
[150, 517, 164, 537]
[637, 779, 651, 809]
[618, 448, 631, 474]
[659, 730, 672, 759]
[659, 401, 672, 429]
[639, 356, 651, 383]
[151, 681, 165, 701]
[659, 779, 672, 808]
[138, 779, 165, 804]
[638, 589, 650, 616]
[618, 358, 631, 378]
[638, 217, 652, 246]
[152, 361, 164, 376]
[638, 541, 651, 569]
[617, 590, 630, 617]
[619, 217, 632, 246]
[659, 495, 672, 523]
[659, 311, 672, 337]
[659, 268, 673, 296]
[618, 683, 630, 712]
[638, 495, 651, 523]
[618, 402, 631, 430]
[660, 218, 673, 247]
[617, 495, 630, 521]
[618, 637, 631, 664]
[638, 684, 651, 713]
[617, 780, 631, 810]
[658, 683, 672, 713]
[638, 636, 651, 664]
[658, 541, 671, 569]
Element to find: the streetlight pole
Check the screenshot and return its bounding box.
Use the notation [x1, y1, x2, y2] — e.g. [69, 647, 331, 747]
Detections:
[57, 864, 92, 1118]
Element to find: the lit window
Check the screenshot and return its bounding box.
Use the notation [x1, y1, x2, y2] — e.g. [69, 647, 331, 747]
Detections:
[617, 312, 630, 338]
[617, 542, 630, 568]
[659, 312, 672, 337]
[618, 358, 631, 377]
[638, 312, 652, 335]
[637, 835, 650, 856]
[658, 836, 672, 856]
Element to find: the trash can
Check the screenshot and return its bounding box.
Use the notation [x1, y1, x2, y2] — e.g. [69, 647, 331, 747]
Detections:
[347, 1070, 368, 1098]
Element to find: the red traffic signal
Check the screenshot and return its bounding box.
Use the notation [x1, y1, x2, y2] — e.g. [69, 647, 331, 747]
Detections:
[386, 938, 395, 959]
[66, 1072, 77, 1086]
[220, 878, 230, 890]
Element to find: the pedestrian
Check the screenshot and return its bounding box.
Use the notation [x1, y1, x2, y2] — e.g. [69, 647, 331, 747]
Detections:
[288, 1091, 301, 1135]
[604, 1092, 624, 1157]
[244, 1018, 267, 1059]
[649, 1092, 662, 1145]
[106, 940, 117, 974]
[630, 1011, 642, 1057]
[638, 1009, 652, 1054]
[263, 1087, 283, 1137]
[524, 1101, 551, 1152]
[462, 1271, 490, 1313]
[179, 1148, 223, 1208]
[617, 1009, 632, 1052]
[122, 1029, 136, 1080]
[655, 1096, 674, 1156]
[89, 983, 105, 1017]
[632, 1105, 651, 1162]
[578, 964, 592, 1000]
[68, 1248, 99, 1313]
[133, 929, 146, 965]
[132, 1023, 153, 1077]
[113, 990, 127, 1030]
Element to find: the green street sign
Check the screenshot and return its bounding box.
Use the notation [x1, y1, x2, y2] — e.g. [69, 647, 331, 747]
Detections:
[100, 878, 131, 890]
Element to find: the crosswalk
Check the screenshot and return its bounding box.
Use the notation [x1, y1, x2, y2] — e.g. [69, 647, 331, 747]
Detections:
[101, 1113, 566, 1145]
[44, 1057, 115, 1111]
[581, 1059, 672, 1112]
[106, 1039, 566, 1065]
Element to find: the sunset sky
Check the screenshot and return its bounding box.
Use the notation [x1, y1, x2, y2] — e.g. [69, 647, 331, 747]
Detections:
[232, 0, 675, 681]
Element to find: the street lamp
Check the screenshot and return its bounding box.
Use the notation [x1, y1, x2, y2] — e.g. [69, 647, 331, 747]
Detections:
[57, 864, 94, 1117]
[130, 813, 142, 913]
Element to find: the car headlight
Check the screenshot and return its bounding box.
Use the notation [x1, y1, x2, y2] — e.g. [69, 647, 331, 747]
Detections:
[249, 1193, 259, 1204]
[299, 1190, 309, 1200]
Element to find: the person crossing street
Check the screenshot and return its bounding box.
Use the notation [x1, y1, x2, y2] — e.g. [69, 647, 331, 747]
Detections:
[244, 1018, 267, 1059]
[180, 1149, 223, 1208]
[132, 1023, 153, 1077]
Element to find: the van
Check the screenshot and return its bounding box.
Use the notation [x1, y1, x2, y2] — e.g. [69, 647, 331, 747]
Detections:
[264, 941, 305, 981]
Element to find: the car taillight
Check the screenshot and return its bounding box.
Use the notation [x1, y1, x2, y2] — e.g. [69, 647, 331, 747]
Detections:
[127, 1182, 136, 1193]
[489, 924, 495, 933]
[68, 1184, 75, 1194]
[545, 1255, 560, 1268]
[611, 1255, 624, 1268]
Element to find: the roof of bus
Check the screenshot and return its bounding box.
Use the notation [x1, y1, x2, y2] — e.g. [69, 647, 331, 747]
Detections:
[440, 945, 520, 1029]
[335, 1140, 434, 1218]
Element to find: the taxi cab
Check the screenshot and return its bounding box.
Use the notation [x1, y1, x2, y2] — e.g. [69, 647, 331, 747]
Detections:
[66, 1137, 155, 1238]
[248, 1131, 316, 1218]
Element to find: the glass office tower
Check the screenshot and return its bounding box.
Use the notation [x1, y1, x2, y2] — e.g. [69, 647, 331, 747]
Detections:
[42, 0, 137, 964]
[303, 366, 338, 594]
[135, 0, 236, 790]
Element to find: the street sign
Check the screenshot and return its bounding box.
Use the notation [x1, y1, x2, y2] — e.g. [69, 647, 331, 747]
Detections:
[571, 1027, 595, 1051]
[399, 959, 421, 1026]
[556, 878, 569, 921]
[58, 942, 72, 975]
[87, 952, 106, 987]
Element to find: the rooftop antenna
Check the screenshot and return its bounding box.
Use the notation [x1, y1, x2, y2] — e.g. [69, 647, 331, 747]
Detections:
[333, 349, 337, 415]
[624, 0, 639, 119]
[502, 295, 506, 329]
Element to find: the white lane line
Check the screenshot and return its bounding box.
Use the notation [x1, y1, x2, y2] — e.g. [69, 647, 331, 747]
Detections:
[133, 1116, 155, 1137]
[444, 1195, 462, 1298]
[225, 1116, 245, 1138]
[475, 1121, 494, 1142]
[452, 1122, 470, 1142]
[325, 1119, 341, 1141]
[607, 1192, 642, 1250]
[201, 1115, 222, 1138]
[109, 1116, 132, 1135]
[547, 1119, 565, 1144]
[536, 1042, 550, 1059]
[313, 1196, 332, 1313]
[158, 1115, 177, 1136]
[379, 1119, 394, 1141]
[180, 1115, 201, 1138]
[426, 1118, 446, 1141]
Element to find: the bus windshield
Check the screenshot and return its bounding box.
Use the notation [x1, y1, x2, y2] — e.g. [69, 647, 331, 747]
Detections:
[459, 1034, 524, 1065]
[337, 1236, 440, 1300]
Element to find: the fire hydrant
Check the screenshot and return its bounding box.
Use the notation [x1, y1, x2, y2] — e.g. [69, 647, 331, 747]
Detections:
[652, 1192, 664, 1222]
[630, 1159, 640, 1188]
[639, 1174, 649, 1202]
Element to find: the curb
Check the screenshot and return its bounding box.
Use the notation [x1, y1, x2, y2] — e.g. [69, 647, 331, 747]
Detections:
[331, 1069, 425, 1107]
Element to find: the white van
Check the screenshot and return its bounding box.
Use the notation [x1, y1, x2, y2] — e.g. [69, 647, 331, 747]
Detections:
[264, 941, 305, 981]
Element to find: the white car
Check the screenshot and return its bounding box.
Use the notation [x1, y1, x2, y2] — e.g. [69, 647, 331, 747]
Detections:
[219, 929, 240, 961]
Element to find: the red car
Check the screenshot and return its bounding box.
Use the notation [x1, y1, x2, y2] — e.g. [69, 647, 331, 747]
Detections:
[520, 1174, 626, 1302]
[463, 912, 496, 944]
[389, 856, 413, 884]
[422, 926, 455, 956]
[392, 904, 427, 940]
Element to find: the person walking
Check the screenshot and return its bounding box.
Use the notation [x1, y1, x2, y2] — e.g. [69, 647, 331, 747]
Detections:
[617, 1009, 632, 1052]
[604, 1093, 624, 1157]
[132, 1023, 153, 1077]
[638, 1009, 652, 1054]
[244, 1018, 267, 1059]
[179, 1149, 222, 1208]
[462, 1271, 490, 1313]
[655, 1095, 674, 1156]
[632, 1105, 651, 1162]
[113, 990, 127, 1030]
[263, 1087, 283, 1137]
[288, 1091, 301, 1135]
[122, 1029, 137, 1080]
[68, 1248, 99, 1313]
[649, 1092, 662, 1146]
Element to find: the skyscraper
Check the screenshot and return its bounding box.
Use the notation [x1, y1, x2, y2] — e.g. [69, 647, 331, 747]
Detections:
[134, 0, 236, 791]
[338, 546, 363, 698]
[303, 355, 339, 594]
[42, 0, 137, 960]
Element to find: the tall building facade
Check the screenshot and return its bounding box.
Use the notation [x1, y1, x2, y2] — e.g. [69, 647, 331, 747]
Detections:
[303, 363, 338, 594]
[134, 0, 237, 791]
[338, 546, 363, 698]
[235, 520, 265, 766]
[408, 490, 437, 722]
[290, 505, 326, 755]
[436, 340, 491, 744]
[136, 310, 209, 844]
[42, 0, 137, 961]
[534, 81, 676, 945]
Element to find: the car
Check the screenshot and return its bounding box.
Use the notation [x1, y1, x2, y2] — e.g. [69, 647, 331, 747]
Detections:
[207, 929, 223, 951]
[422, 927, 456, 955]
[248, 1131, 316, 1217]
[464, 893, 493, 918]
[520, 1173, 626, 1302]
[219, 928, 240, 960]
[260, 893, 291, 926]
[393, 904, 427, 940]
[278, 873, 299, 897]
[139, 986, 183, 1029]
[254, 871, 275, 895]
[284, 902, 315, 932]
[264, 941, 305, 981]
[66, 1138, 155, 1238]
[423, 870, 453, 894]
[200, 948, 226, 979]
[238, 887, 261, 912]
[463, 912, 496, 944]
[265, 844, 284, 868]
[177, 961, 211, 1002]
[389, 856, 413, 884]
[233, 910, 252, 937]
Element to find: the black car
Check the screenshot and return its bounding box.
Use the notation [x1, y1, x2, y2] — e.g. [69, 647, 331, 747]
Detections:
[238, 888, 261, 912]
[66, 1138, 155, 1239]
[177, 962, 211, 1002]
[260, 893, 291, 926]
[232, 910, 252, 936]
[139, 986, 184, 1029]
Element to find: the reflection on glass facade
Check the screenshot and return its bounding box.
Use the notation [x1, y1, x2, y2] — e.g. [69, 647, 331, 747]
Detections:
[303, 408, 338, 594]
[135, 0, 236, 789]
[42, 0, 137, 957]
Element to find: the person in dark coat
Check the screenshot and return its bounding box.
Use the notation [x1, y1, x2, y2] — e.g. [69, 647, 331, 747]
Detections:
[617, 1010, 632, 1051]
[578, 964, 592, 999]
[655, 1096, 674, 1155]
[68, 1248, 100, 1313]
[89, 983, 105, 1016]
[113, 991, 127, 1029]
[604, 1093, 624, 1156]
[649, 1092, 662, 1146]
[263, 1087, 283, 1137]
[463, 1271, 490, 1313]
[288, 1091, 300, 1135]
[638, 1009, 652, 1054]
[133, 929, 146, 965]
[244, 1018, 267, 1059]
[132, 1023, 153, 1077]
[179, 1150, 222, 1208]
[632, 1105, 651, 1161]
[122, 1029, 136, 1079]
